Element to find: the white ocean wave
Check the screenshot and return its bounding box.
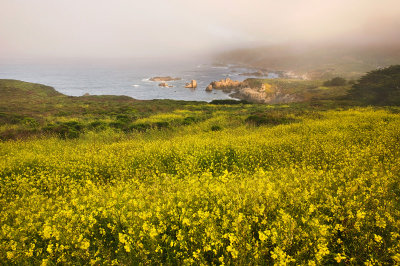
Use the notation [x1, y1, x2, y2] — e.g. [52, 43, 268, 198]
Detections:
[211, 66, 229, 69]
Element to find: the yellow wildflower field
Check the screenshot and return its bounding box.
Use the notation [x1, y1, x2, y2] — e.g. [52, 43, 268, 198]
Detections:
[1, 108, 400, 264]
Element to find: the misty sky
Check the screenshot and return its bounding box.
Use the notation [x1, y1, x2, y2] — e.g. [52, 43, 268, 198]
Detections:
[1, 0, 399, 60]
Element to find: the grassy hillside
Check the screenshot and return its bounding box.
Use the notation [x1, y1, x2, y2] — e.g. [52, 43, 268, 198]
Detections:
[1, 76, 400, 264]
[0, 79, 203, 140]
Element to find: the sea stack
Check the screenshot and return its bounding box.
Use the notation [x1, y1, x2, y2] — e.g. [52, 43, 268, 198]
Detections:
[206, 78, 244, 92]
[185, 80, 197, 89]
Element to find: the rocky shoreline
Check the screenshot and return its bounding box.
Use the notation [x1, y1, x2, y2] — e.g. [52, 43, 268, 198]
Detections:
[148, 67, 297, 103]
[205, 78, 297, 104]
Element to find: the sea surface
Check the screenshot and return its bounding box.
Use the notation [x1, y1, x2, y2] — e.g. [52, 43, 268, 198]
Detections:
[0, 61, 278, 102]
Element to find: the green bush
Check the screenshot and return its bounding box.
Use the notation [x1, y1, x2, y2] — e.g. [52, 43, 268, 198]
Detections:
[323, 77, 347, 86]
[245, 112, 296, 126]
[130, 123, 151, 132]
[154, 121, 169, 129]
[109, 121, 126, 130]
[44, 121, 84, 139]
[182, 116, 197, 125]
[211, 125, 222, 131]
[88, 121, 107, 131]
[210, 99, 242, 105]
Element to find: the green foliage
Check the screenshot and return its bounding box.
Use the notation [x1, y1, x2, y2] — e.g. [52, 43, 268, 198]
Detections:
[323, 77, 347, 86]
[154, 121, 170, 129]
[347, 65, 400, 105]
[182, 116, 197, 125]
[44, 121, 84, 139]
[245, 112, 297, 126]
[108, 121, 127, 130]
[129, 123, 151, 132]
[210, 99, 245, 105]
[211, 125, 222, 131]
[87, 121, 107, 131]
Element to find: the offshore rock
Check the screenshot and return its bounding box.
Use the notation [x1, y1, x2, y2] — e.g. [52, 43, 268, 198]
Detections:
[158, 82, 173, 87]
[185, 80, 197, 88]
[150, 76, 181, 82]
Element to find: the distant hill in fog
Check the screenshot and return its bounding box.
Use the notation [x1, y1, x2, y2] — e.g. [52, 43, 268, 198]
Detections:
[216, 43, 400, 80]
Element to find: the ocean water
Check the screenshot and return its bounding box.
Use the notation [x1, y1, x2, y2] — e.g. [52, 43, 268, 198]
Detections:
[0, 61, 277, 102]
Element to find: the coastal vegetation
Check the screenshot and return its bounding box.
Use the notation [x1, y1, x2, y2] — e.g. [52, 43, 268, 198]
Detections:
[1, 66, 400, 264]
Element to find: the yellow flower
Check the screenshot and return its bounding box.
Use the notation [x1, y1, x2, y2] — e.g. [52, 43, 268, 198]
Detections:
[259, 231, 267, 242]
[43, 225, 52, 239]
[80, 239, 90, 250]
[335, 253, 346, 263]
[6, 251, 14, 259]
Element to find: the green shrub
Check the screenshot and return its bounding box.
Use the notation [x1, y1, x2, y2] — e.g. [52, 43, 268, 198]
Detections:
[210, 99, 249, 105]
[154, 121, 169, 129]
[183, 116, 197, 125]
[130, 123, 151, 132]
[88, 121, 107, 131]
[44, 121, 84, 139]
[109, 121, 126, 130]
[245, 112, 296, 126]
[21, 117, 40, 128]
[0, 112, 24, 124]
[211, 125, 222, 131]
[323, 77, 347, 86]
[116, 114, 136, 123]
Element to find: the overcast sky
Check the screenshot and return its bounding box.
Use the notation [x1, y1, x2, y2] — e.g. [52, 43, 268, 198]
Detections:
[1, 0, 399, 60]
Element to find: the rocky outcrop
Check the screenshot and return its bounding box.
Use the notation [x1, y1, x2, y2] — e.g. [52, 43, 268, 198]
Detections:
[230, 85, 297, 104]
[206, 78, 245, 93]
[159, 82, 172, 87]
[185, 80, 197, 89]
[207, 78, 297, 104]
[150, 76, 181, 82]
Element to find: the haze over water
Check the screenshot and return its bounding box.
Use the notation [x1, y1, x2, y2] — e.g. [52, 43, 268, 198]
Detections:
[0, 61, 277, 101]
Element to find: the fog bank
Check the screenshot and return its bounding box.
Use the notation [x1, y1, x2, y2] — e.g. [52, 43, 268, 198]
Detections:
[0, 0, 399, 61]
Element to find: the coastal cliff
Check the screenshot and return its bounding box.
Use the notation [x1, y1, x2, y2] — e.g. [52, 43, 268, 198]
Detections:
[206, 78, 298, 104]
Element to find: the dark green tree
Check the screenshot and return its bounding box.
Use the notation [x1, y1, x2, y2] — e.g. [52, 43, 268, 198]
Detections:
[347, 65, 400, 105]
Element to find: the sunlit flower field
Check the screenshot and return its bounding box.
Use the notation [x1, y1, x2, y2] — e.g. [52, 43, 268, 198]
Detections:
[1, 107, 400, 265]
